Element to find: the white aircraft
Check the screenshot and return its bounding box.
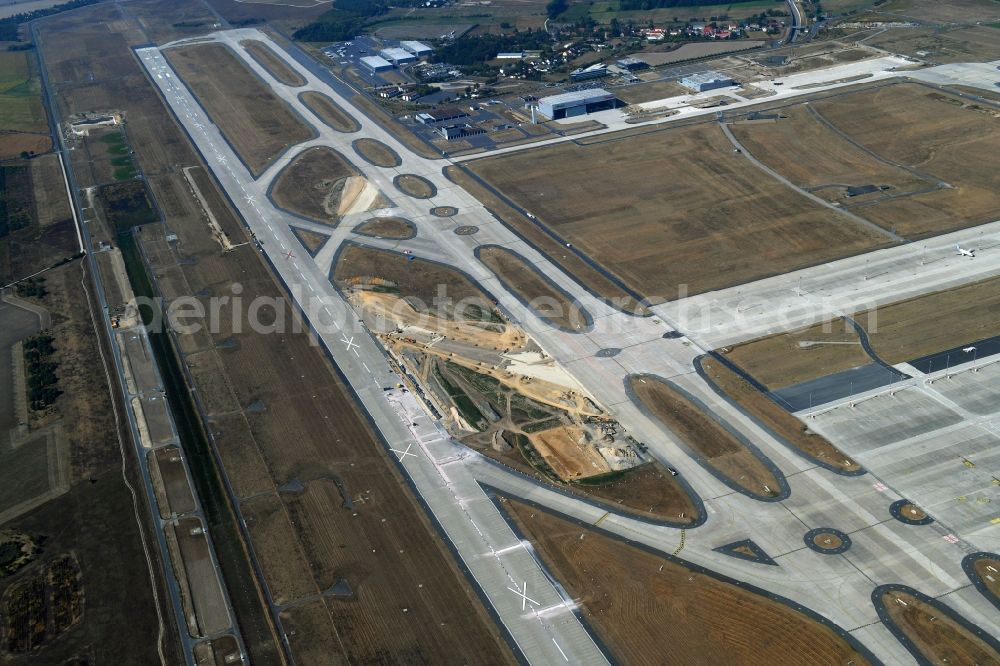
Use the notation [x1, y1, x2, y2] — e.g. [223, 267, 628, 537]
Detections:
[956, 244, 975, 258]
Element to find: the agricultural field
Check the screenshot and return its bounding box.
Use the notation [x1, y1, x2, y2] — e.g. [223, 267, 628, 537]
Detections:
[629, 374, 783, 499]
[478, 245, 590, 332]
[0, 49, 50, 159]
[504, 499, 872, 665]
[872, 0, 1000, 24]
[299, 90, 360, 133]
[270, 146, 364, 225]
[241, 39, 306, 87]
[164, 42, 313, 176]
[698, 356, 862, 473]
[470, 122, 888, 302]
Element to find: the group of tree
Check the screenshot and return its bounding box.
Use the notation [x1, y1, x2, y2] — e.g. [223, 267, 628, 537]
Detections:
[15, 277, 47, 300]
[0, 0, 99, 41]
[292, 0, 388, 42]
[432, 30, 551, 68]
[23, 333, 60, 411]
[619, 0, 761, 10]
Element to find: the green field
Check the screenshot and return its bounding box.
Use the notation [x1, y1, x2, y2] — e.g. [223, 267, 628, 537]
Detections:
[0, 51, 47, 134]
[571, 0, 784, 25]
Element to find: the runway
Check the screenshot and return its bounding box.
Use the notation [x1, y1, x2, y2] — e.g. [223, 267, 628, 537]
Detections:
[138, 30, 1000, 664]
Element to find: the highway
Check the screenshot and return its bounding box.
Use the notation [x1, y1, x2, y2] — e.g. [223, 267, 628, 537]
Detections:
[139, 30, 1000, 665]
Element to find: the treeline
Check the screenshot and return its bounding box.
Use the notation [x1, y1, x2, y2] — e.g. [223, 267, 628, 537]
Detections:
[23, 333, 61, 411]
[292, 0, 387, 42]
[432, 31, 551, 66]
[619, 0, 761, 10]
[0, 0, 100, 42]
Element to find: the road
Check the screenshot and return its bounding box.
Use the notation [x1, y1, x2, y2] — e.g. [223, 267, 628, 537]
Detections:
[139, 29, 1000, 665]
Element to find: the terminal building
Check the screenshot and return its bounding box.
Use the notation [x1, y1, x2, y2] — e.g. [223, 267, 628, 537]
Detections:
[680, 71, 736, 92]
[536, 89, 618, 120]
[400, 40, 433, 58]
[379, 47, 416, 65]
[360, 55, 393, 73]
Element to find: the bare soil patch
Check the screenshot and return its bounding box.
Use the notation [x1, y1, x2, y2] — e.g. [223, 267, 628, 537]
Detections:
[699, 357, 861, 473]
[470, 122, 887, 302]
[241, 39, 306, 87]
[505, 499, 872, 665]
[353, 216, 415, 239]
[629, 375, 782, 499]
[164, 42, 313, 176]
[271, 146, 358, 225]
[478, 245, 590, 331]
[880, 588, 1000, 664]
[299, 91, 360, 133]
[527, 425, 610, 480]
[726, 319, 870, 390]
[352, 137, 401, 167]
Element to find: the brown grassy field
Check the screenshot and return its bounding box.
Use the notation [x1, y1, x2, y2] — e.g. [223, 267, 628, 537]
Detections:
[241, 39, 306, 87]
[730, 106, 931, 205]
[629, 375, 782, 499]
[353, 216, 414, 239]
[810, 84, 1000, 237]
[699, 357, 862, 473]
[352, 137, 401, 167]
[445, 166, 647, 314]
[470, 122, 887, 302]
[860, 275, 1000, 364]
[142, 212, 514, 662]
[334, 244, 492, 312]
[726, 319, 870, 389]
[505, 499, 872, 665]
[478, 246, 589, 331]
[880, 589, 1000, 664]
[151, 446, 197, 517]
[292, 227, 329, 254]
[164, 42, 313, 176]
[972, 557, 1000, 602]
[271, 146, 358, 225]
[299, 90, 360, 133]
[874, 0, 1000, 23]
[394, 173, 436, 199]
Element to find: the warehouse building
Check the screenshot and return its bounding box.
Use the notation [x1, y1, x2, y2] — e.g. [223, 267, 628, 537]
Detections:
[437, 123, 487, 140]
[617, 56, 649, 71]
[380, 47, 416, 65]
[400, 40, 433, 57]
[537, 89, 618, 120]
[680, 71, 736, 92]
[360, 55, 393, 73]
[415, 106, 470, 124]
[569, 63, 608, 82]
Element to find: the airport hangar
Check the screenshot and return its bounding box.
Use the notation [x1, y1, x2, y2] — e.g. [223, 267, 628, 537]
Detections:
[536, 88, 619, 120]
